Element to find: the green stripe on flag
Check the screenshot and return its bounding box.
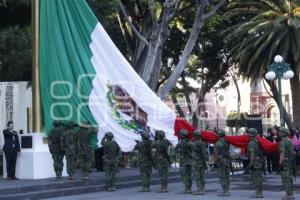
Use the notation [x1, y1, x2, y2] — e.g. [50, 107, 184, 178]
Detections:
[39, 0, 98, 136]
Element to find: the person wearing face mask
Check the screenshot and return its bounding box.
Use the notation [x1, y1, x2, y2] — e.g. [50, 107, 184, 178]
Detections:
[2, 121, 20, 180]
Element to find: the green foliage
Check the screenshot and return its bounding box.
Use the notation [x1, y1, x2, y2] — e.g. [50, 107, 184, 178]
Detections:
[0, 0, 31, 28]
[0, 26, 32, 81]
[179, 12, 230, 93]
[225, 0, 300, 79]
[89, 0, 129, 58]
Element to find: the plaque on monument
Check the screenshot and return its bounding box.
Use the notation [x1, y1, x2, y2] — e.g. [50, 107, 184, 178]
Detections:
[21, 136, 33, 149]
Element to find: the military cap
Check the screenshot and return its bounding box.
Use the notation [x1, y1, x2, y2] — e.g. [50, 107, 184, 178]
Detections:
[105, 132, 114, 138]
[141, 131, 150, 140]
[158, 130, 165, 138]
[279, 127, 289, 137]
[247, 128, 258, 136]
[193, 130, 201, 137]
[66, 121, 74, 128]
[53, 120, 60, 126]
[179, 129, 188, 138]
[217, 129, 226, 137]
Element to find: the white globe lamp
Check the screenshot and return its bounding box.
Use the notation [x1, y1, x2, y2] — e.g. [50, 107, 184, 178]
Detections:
[274, 55, 283, 63]
[283, 70, 295, 80]
[265, 71, 276, 80]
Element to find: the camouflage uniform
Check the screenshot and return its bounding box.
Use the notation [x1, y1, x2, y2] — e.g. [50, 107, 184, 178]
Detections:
[175, 129, 193, 194]
[102, 132, 120, 191]
[214, 129, 230, 197]
[78, 125, 94, 180]
[153, 130, 171, 193]
[247, 128, 263, 198]
[135, 131, 153, 192]
[279, 127, 295, 200]
[48, 121, 65, 179]
[63, 121, 78, 180]
[191, 130, 208, 195]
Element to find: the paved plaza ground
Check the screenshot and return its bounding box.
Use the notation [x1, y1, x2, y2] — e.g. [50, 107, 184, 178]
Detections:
[46, 174, 300, 200]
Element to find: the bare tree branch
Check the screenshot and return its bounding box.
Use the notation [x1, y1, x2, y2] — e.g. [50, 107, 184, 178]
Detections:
[203, 0, 227, 19]
[148, 0, 158, 24]
[118, 0, 149, 46]
[167, 1, 193, 22]
[157, 3, 207, 99]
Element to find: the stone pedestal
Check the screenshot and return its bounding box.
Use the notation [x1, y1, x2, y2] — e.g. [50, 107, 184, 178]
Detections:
[3, 133, 67, 179]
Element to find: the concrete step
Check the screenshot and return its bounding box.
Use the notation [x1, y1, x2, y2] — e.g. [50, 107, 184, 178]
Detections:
[0, 171, 179, 196]
[0, 176, 181, 200]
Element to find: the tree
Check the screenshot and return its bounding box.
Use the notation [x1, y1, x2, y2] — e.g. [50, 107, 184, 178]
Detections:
[225, 0, 300, 127]
[0, 0, 32, 81]
[112, 0, 226, 96]
[0, 26, 32, 81]
[167, 13, 231, 127]
[0, 0, 31, 28]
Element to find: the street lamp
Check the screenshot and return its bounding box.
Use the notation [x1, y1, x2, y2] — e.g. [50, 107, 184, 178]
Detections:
[265, 55, 294, 127]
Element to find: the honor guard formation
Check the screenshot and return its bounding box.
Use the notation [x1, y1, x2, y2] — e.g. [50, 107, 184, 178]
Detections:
[47, 121, 296, 200]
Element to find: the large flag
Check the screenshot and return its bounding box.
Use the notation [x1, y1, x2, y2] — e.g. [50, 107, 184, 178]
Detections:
[39, 0, 178, 152]
[39, 0, 280, 154]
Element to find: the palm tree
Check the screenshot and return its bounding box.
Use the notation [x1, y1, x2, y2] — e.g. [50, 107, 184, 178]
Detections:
[225, 0, 300, 127]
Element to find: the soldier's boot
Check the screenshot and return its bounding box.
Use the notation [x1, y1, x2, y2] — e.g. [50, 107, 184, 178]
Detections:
[106, 186, 112, 192]
[218, 188, 230, 197]
[158, 184, 168, 193]
[250, 190, 263, 198]
[193, 187, 205, 195]
[111, 185, 117, 192]
[144, 186, 150, 192]
[55, 172, 62, 179]
[224, 188, 230, 197]
[81, 172, 89, 180]
[139, 186, 147, 192]
[184, 185, 192, 194]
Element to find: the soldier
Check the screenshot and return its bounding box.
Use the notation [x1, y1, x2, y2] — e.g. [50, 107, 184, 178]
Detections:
[48, 121, 65, 179]
[135, 131, 153, 192]
[191, 130, 208, 195]
[78, 122, 94, 180]
[175, 129, 193, 194]
[247, 128, 263, 198]
[278, 127, 295, 200]
[102, 132, 120, 191]
[153, 130, 171, 193]
[214, 129, 230, 197]
[63, 121, 78, 180]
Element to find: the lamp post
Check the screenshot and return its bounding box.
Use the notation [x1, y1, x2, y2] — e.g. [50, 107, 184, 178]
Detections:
[265, 55, 294, 127]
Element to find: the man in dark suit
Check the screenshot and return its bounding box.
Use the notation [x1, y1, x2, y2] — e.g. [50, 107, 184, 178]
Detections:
[2, 121, 20, 180]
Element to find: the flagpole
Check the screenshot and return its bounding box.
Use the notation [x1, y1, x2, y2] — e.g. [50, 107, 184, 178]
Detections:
[32, 0, 43, 132]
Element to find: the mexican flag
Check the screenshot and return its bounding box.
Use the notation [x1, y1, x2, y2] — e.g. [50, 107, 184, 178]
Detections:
[39, 0, 179, 152]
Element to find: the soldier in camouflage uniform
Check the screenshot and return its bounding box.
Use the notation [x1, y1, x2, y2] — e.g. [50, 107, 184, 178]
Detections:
[48, 121, 65, 179]
[135, 131, 153, 192]
[191, 130, 208, 195]
[247, 128, 263, 198]
[278, 127, 295, 200]
[153, 130, 171, 193]
[102, 132, 120, 191]
[214, 129, 230, 197]
[175, 129, 193, 194]
[63, 121, 78, 180]
[78, 123, 94, 180]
